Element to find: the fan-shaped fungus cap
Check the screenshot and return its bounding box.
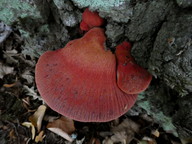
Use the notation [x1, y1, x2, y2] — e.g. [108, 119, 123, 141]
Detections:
[35, 28, 137, 122]
[80, 8, 104, 31]
[116, 41, 152, 94]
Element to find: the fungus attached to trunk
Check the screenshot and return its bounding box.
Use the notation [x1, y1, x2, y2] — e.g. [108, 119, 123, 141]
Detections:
[80, 8, 104, 31]
[35, 28, 137, 122]
[116, 41, 152, 94]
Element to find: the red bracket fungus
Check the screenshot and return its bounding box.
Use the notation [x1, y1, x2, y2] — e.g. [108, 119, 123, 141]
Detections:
[80, 8, 104, 31]
[36, 9, 152, 122]
[115, 41, 152, 94]
[35, 28, 138, 122]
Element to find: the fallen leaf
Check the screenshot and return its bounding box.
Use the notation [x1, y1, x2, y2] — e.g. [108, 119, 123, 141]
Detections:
[181, 137, 192, 144]
[110, 131, 127, 144]
[22, 97, 30, 106]
[140, 114, 154, 123]
[142, 137, 156, 144]
[22, 97, 37, 113]
[9, 129, 16, 139]
[112, 118, 140, 133]
[3, 77, 18, 88]
[21, 70, 34, 84]
[0, 62, 14, 79]
[102, 137, 114, 144]
[23, 85, 43, 101]
[101, 118, 140, 144]
[35, 130, 45, 143]
[47, 116, 75, 135]
[47, 116, 75, 142]
[48, 127, 73, 142]
[3, 82, 16, 88]
[3, 49, 18, 56]
[0, 22, 12, 43]
[76, 137, 85, 144]
[171, 140, 182, 144]
[89, 137, 101, 144]
[29, 105, 47, 132]
[22, 122, 36, 140]
[3, 49, 19, 64]
[151, 129, 160, 137]
[139, 141, 148, 144]
[2, 126, 9, 131]
[44, 115, 60, 122]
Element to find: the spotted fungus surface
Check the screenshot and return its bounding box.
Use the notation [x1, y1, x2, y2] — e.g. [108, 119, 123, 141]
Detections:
[116, 41, 152, 94]
[35, 9, 152, 122]
[35, 28, 138, 122]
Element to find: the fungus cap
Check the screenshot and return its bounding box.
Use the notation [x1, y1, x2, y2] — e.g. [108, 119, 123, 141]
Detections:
[80, 8, 104, 31]
[116, 41, 152, 94]
[35, 28, 137, 122]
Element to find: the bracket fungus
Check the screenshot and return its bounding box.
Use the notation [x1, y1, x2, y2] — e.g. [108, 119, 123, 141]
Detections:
[35, 28, 138, 122]
[80, 8, 104, 31]
[115, 41, 152, 94]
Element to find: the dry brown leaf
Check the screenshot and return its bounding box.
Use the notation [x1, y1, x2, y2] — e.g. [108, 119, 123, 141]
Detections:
[181, 138, 192, 144]
[43, 115, 60, 122]
[102, 137, 114, 144]
[2, 125, 8, 130]
[151, 130, 160, 137]
[48, 127, 73, 142]
[171, 140, 182, 144]
[22, 97, 30, 106]
[35, 130, 45, 143]
[3, 77, 18, 88]
[3, 49, 19, 64]
[9, 129, 16, 139]
[140, 114, 154, 123]
[76, 137, 85, 144]
[139, 140, 148, 144]
[0, 22, 12, 43]
[0, 62, 14, 78]
[22, 97, 36, 113]
[22, 122, 36, 140]
[3, 83, 16, 88]
[142, 137, 157, 144]
[112, 118, 140, 133]
[47, 116, 75, 142]
[110, 131, 127, 144]
[47, 116, 75, 135]
[89, 137, 101, 144]
[102, 118, 140, 144]
[21, 70, 34, 84]
[29, 105, 47, 132]
[23, 85, 43, 101]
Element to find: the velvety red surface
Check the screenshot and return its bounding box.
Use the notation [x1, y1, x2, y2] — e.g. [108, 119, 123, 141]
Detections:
[35, 28, 137, 122]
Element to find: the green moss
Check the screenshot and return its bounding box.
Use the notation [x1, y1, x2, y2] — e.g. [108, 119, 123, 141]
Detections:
[72, 0, 133, 22]
[0, 0, 41, 24]
[137, 93, 178, 137]
[72, 0, 124, 9]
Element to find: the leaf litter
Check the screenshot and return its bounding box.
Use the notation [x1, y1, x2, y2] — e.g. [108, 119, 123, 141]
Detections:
[29, 105, 47, 132]
[0, 21, 12, 44]
[0, 62, 14, 79]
